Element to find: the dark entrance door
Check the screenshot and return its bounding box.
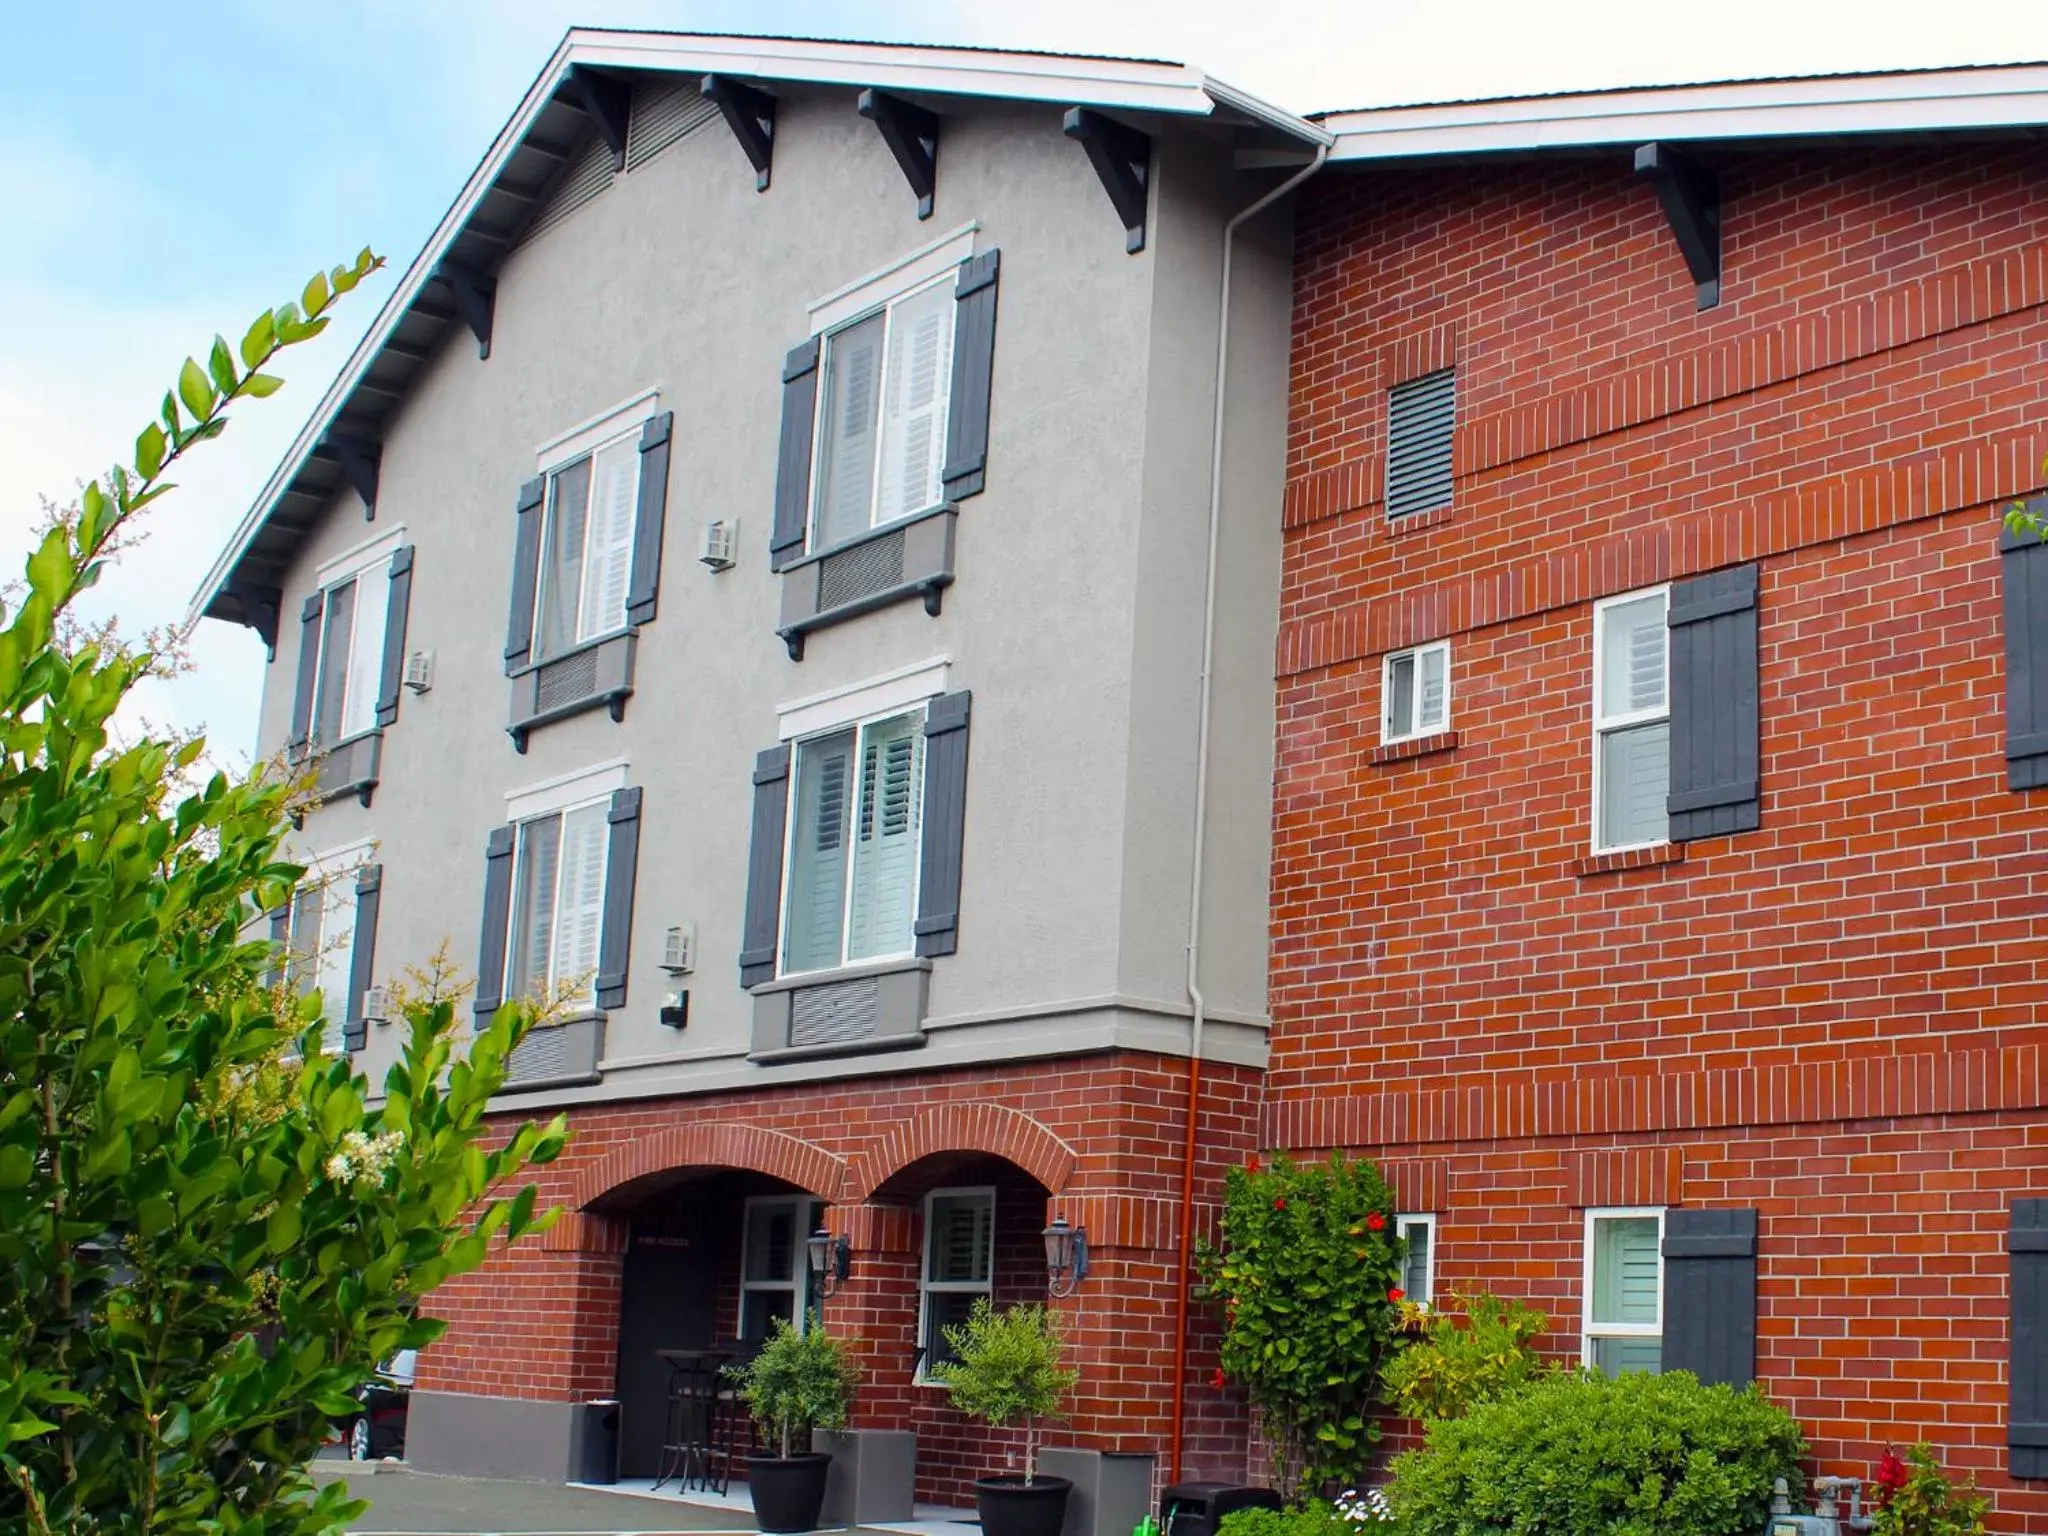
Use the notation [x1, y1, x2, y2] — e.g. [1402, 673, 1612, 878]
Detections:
[614, 1190, 721, 1479]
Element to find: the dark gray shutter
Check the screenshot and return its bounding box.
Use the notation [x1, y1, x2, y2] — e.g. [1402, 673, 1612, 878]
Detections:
[287, 591, 324, 759]
[2012, 1198, 2048, 1477]
[473, 824, 517, 1024]
[771, 339, 819, 571]
[2001, 516, 2048, 790]
[1667, 563, 1761, 840]
[1661, 1208, 1758, 1388]
[266, 903, 291, 989]
[1385, 369, 1456, 520]
[374, 545, 415, 729]
[739, 745, 791, 987]
[914, 690, 972, 958]
[627, 412, 673, 627]
[504, 476, 546, 675]
[596, 786, 642, 1010]
[942, 248, 1000, 502]
[343, 863, 382, 1053]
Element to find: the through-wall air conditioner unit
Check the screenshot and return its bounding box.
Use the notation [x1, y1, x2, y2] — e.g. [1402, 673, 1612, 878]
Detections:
[362, 985, 391, 1025]
[662, 923, 696, 974]
[700, 519, 737, 572]
[403, 649, 434, 694]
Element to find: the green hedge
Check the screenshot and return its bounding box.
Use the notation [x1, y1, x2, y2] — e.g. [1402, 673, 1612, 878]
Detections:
[1388, 1370, 1807, 1536]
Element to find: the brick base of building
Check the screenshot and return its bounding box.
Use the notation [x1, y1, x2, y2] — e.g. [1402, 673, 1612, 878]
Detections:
[413, 1051, 1259, 1509]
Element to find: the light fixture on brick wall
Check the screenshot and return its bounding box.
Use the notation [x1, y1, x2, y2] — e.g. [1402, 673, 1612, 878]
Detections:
[1043, 1215, 1089, 1297]
[807, 1227, 851, 1298]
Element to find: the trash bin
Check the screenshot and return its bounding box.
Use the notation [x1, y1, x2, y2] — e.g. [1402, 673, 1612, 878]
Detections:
[1162, 1483, 1282, 1536]
[575, 1399, 620, 1485]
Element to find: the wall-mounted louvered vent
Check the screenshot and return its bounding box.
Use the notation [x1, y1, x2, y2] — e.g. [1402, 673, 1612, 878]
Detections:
[1385, 368, 1457, 520]
[626, 79, 719, 171]
[789, 975, 881, 1047]
[535, 647, 602, 713]
[817, 529, 907, 610]
[517, 131, 616, 249]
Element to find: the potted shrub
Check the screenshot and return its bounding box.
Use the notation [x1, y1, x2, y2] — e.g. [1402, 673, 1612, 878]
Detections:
[932, 1299, 1080, 1536]
[728, 1318, 859, 1534]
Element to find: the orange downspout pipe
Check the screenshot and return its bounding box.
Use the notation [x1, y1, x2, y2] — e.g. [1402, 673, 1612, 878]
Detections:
[1166, 136, 1329, 1488]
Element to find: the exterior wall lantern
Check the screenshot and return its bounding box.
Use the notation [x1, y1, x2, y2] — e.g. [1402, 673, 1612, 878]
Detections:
[1043, 1214, 1089, 1297]
[807, 1227, 851, 1299]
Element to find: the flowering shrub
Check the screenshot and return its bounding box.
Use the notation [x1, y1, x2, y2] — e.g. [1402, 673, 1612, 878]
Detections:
[1870, 1445, 1989, 1536]
[1196, 1152, 1405, 1497]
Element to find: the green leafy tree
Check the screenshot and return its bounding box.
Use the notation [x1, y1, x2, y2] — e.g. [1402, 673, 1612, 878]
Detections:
[0, 253, 568, 1536]
[1196, 1153, 1405, 1499]
[728, 1319, 859, 1458]
[932, 1299, 1077, 1484]
[1381, 1290, 1551, 1422]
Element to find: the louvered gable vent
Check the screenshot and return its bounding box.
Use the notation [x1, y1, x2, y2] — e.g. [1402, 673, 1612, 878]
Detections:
[1386, 368, 1456, 520]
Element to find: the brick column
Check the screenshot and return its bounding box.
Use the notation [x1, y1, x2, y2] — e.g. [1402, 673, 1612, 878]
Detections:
[821, 1202, 922, 1427]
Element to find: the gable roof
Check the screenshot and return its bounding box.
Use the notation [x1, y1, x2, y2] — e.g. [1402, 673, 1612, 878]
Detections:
[185, 30, 1327, 639]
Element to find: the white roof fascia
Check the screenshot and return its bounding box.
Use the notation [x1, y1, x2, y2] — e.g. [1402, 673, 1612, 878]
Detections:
[1323, 63, 2048, 161]
[186, 33, 1322, 629]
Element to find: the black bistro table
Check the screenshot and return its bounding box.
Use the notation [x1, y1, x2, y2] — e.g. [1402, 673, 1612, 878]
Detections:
[651, 1345, 749, 1495]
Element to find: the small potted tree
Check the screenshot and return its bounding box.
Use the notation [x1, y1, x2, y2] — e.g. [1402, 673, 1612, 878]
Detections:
[728, 1318, 860, 1534]
[932, 1299, 1080, 1536]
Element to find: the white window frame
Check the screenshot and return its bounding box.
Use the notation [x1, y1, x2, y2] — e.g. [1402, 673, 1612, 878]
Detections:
[739, 1194, 823, 1340]
[285, 839, 374, 1057]
[915, 1185, 995, 1387]
[1382, 641, 1452, 744]
[805, 261, 962, 552]
[501, 760, 627, 1011]
[1581, 1205, 1664, 1372]
[309, 525, 408, 749]
[530, 430, 642, 663]
[775, 698, 935, 980]
[1589, 585, 1671, 855]
[1395, 1212, 1437, 1306]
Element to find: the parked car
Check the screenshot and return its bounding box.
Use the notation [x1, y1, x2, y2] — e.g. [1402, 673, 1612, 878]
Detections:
[345, 1349, 416, 1462]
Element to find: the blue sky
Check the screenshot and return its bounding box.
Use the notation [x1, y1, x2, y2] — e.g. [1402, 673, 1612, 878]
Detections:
[6, 0, 2044, 760]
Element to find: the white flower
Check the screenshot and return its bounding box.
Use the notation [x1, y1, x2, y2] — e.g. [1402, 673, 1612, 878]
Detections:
[323, 1129, 405, 1190]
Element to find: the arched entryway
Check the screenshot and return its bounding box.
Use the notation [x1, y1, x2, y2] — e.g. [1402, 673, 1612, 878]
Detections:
[581, 1125, 842, 1481]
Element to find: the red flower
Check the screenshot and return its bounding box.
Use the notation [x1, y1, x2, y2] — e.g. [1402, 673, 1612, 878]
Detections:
[1875, 1450, 1908, 1494]
[1387, 1287, 1406, 1303]
[1366, 1212, 1386, 1232]
[1210, 1367, 1226, 1389]
[1273, 1197, 1288, 1210]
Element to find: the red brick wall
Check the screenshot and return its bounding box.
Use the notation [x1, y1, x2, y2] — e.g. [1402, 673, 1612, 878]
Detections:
[419, 1052, 1260, 1504]
[1276, 143, 2048, 1527]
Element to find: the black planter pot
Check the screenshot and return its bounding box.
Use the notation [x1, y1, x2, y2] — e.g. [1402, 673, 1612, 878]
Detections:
[975, 1474, 1073, 1536]
[748, 1453, 833, 1534]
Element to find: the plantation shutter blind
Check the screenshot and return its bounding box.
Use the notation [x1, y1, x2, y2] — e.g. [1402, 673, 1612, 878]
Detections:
[286, 888, 322, 997]
[1666, 564, 1761, 839]
[553, 803, 610, 1004]
[537, 459, 592, 663]
[314, 876, 356, 1056]
[374, 545, 415, 728]
[784, 733, 853, 973]
[580, 438, 639, 639]
[2001, 512, 2048, 790]
[472, 824, 517, 1022]
[1385, 368, 1456, 520]
[343, 863, 382, 1053]
[1591, 1215, 1663, 1375]
[876, 281, 954, 521]
[739, 745, 793, 986]
[1661, 1208, 1758, 1388]
[847, 718, 924, 960]
[2012, 1198, 2048, 1478]
[595, 786, 642, 1010]
[1597, 593, 1671, 849]
[929, 1195, 993, 1282]
[815, 316, 884, 550]
[770, 341, 821, 571]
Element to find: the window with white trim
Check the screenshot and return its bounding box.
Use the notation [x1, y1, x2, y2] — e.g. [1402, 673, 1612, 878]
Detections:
[533, 429, 642, 663]
[740, 1195, 825, 1343]
[1583, 1207, 1663, 1376]
[1591, 588, 1670, 852]
[284, 851, 365, 1056]
[1383, 642, 1450, 743]
[505, 796, 610, 1009]
[1396, 1213, 1436, 1305]
[781, 707, 925, 975]
[811, 273, 956, 550]
[917, 1187, 994, 1382]
[310, 564, 389, 749]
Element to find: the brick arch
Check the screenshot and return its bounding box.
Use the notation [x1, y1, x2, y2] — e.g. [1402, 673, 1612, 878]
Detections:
[574, 1121, 846, 1209]
[850, 1104, 1077, 1201]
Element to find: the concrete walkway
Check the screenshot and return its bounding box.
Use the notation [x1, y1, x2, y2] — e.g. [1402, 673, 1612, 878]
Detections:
[311, 1466, 774, 1534]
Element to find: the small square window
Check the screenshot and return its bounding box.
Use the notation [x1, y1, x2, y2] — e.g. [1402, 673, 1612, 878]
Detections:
[1383, 642, 1450, 743]
[1395, 1213, 1436, 1305]
[1583, 1207, 1663, 1376]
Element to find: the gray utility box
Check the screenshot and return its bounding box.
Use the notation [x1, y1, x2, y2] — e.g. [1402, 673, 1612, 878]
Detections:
[817, 1429, 915, 1526]
[1042, 1450, 1157, 1536]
